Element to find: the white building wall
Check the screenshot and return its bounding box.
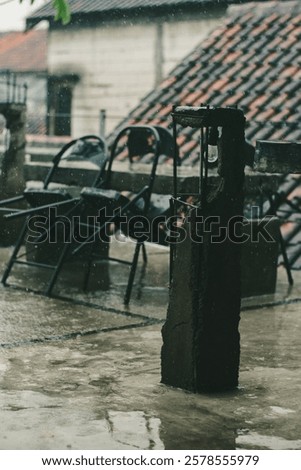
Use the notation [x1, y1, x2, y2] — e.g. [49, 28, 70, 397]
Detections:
[47, 8, 226, 137]
[162, 16, 224, 76]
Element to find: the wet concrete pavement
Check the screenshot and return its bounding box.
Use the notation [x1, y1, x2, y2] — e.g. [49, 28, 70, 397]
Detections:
[0, 242, 301, 450]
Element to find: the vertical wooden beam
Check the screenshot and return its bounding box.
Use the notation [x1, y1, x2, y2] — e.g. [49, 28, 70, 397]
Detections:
[161, 107, 246, 392]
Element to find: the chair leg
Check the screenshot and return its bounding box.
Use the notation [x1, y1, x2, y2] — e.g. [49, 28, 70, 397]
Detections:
[266, 193, 294, 286]
[124, 242, 142, 305]
[142, 242, 147, 263]
[45, 241, 71, 296]
[279, 230, 294, 286]
[1, 219, 28, 285]
[83, 242, 97, 291]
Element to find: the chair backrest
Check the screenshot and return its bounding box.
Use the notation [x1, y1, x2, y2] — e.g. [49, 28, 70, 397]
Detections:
[153, 125, 175, 161]
[43, 135, 106, 189]
[126, 125, 175, 162]
[105, 125, 162, 197]
[127, 127, 155, 161]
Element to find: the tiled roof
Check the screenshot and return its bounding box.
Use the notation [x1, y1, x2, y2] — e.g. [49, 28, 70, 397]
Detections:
[28, 0, 229, 22]
[110, 0, 301, 271]
[111, 0, 301, 166]
[0, 29, 47, 73]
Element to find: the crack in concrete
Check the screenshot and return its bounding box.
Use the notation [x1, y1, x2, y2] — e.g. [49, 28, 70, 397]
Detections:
[0, 319, 163, 350]
[6, 283, 161, 323]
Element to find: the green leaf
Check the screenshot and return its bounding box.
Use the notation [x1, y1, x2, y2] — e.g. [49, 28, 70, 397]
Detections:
[53, 0, 71, 25]
[19, 0, 71, 25]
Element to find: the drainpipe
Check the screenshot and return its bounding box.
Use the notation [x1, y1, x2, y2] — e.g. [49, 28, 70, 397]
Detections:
[155, 22, 164, 86]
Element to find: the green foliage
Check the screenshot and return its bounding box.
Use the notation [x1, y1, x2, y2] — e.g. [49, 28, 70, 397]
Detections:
[19, 0, 71, 24]
[52, 0, 71, 24]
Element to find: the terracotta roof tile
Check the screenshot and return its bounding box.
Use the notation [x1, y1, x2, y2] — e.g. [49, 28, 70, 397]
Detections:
[224, 24, 242, 37]
[211, 78, 229, 91]
[281, 23, 297, 36]
[281, 35, 298, 49]
[269, 126, 290, 141]
[249, 95, 268, 110]
[222, 50, 242, 64]
[159, 76, 177, 89]
[252, 23, 269, 37]
[223, 91, 244, 106]
[292, 13, 301, 25]
[272, 108, 290, 122]
[158, 104, 173, 117]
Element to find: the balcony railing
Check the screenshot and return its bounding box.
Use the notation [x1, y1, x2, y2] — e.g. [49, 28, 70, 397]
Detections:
[0, 71, 27, 105]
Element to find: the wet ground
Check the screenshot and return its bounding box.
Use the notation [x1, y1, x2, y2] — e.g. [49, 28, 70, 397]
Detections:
[0, 241, 301, 450]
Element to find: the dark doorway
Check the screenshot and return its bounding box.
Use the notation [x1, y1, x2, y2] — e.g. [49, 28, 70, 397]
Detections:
[47, 76, 77, 136]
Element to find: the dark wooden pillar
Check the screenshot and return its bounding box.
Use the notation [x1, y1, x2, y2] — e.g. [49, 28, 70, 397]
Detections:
[161, 107, 246, 392]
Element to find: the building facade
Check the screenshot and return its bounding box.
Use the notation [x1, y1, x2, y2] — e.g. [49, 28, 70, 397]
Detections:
[27, 0, 229, 136]
[0, 29, 47, 135]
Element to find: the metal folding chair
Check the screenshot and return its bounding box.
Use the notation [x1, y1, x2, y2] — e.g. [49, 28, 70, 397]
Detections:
[70, 125, 171, 304]
[2, 126, 172, 304]
[1, 135, 106, 289]
[255, 140, 299, 285]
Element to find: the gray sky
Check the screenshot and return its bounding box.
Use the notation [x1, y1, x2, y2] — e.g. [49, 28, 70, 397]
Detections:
[0, 0, 46, 31]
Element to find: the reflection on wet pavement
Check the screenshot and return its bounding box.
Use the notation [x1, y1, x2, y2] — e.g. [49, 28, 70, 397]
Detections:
[104, 411, 163, 449]
[236, 432, 301, 450]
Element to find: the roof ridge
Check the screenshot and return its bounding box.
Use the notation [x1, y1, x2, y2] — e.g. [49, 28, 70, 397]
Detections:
[228, 0, 301, 20]
[27, 0, 229, 22]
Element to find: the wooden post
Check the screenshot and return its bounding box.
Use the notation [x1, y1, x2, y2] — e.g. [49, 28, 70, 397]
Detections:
[161, 107, 246, 392]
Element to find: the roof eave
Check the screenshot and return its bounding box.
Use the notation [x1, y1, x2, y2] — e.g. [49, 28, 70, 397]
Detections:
[26, 0, 229, 29]
[25, 17, 48, 31]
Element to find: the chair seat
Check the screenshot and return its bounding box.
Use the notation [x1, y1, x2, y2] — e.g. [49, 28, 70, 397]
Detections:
[148, 194, 170, 220]
[80, 187, 131, 211]
[24, 188, 72, 208]
[81, 187, 125, 201]
[80, 187, 171, 244]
